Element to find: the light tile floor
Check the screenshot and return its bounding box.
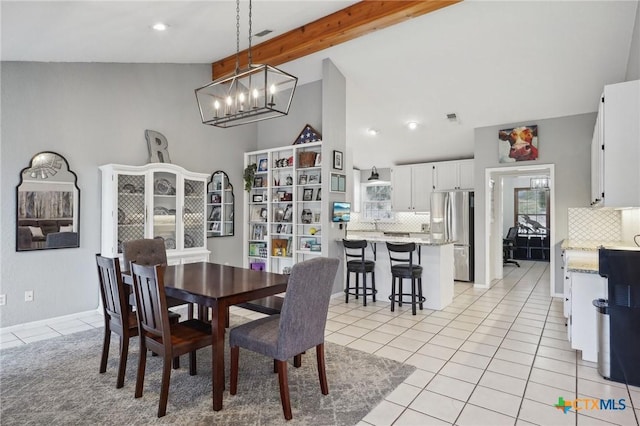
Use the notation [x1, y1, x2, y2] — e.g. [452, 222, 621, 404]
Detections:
[2, 260, 639, 425]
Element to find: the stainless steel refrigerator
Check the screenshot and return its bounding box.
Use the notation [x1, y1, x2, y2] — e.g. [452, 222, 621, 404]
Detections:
[430, 191, 474, 282]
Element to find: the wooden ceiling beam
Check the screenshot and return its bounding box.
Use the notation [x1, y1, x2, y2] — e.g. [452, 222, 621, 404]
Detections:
[211, 0, 461, 79]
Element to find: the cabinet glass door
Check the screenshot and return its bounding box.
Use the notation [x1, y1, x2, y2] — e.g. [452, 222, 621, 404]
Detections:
[183, 178, 205, 249]
[152, 171, 177, 250]
[117, 173, 145, 253]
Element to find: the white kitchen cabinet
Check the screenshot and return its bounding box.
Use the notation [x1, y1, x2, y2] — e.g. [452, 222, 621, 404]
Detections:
[590, 97, 604, 206]
[594, 79, 640, 207]
[391, 163, 433, 211]
[569, 270, 607, 362]
[433, 159, 474, 190]
[99, 163, 210, 265]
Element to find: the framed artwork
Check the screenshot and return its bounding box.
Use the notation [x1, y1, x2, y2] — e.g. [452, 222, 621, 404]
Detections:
[303, 188, 313, 201]
[316, 188, 322, 201]
[258, 158, 268, 171]
[253, 176, 263, 188]
[298, 174, 307, 185]
[252, 194, 263, 203]
[330, 173, 346, 193]
[283, 204, 293, 222]
[308, 174, 319, 184]
[498, 124, 538, 163]
[299, 237, 316, 250]
[333, 150, 343, 170]
[314, 153, 322, 167]
[259, 207, 267, 221]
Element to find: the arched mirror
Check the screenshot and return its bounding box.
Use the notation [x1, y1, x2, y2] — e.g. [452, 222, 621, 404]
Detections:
[16, 152, 80, 251]
[207, 170, 234, 237]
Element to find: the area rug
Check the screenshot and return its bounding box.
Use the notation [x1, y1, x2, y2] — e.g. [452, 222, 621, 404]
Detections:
[1, 319, 414, 425]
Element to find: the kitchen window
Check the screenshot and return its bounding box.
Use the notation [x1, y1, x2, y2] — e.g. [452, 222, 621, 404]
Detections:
[362, 183, 394, 221]
[514, 188, 549, 235]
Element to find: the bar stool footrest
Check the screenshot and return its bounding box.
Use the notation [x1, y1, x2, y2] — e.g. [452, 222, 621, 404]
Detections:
[388, 294, 426, 304]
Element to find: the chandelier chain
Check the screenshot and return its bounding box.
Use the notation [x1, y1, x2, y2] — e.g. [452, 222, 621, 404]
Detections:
[235, 0, 240, 73]
[248, 0, 253, 66]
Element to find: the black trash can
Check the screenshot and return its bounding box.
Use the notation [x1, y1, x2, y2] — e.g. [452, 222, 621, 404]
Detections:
[592, 298, 610, 379]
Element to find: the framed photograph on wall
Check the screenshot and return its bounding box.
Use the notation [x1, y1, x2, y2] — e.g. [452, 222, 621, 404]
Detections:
[333, 150, 343, 170]
[330, 173, 346, 193]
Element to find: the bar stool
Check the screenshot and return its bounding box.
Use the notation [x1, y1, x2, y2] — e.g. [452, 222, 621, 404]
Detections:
[386, 242, 425, 315]
[342, 239, 377, 306]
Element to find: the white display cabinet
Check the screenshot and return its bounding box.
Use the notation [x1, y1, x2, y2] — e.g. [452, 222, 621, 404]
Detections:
[99, 163, 210, 265]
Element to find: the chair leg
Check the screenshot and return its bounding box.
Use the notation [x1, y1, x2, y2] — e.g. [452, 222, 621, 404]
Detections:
[157, 355, 172, 417]
[345, 272, 350, 304]
[418, 278, 424, 310]
[173, 355, 180, 370]
[390, 277, 396, 312]
[230, 346, 239, 395]
[99, 325, 111, 374]
[316, 343, 329, 395]
[116, 336, 129, 388]
[294, 354, 302, 368]
[135, 339, 147, 398]
[189, 351, 197, 376]
[273, 359, 278, 374]
[411, 278, 417, 315]
[398, 278, 403, 307]
[362, 273, 367, 307]
[276, 360, 292, 420]
[355, 273, 360, 299]
[372, 272, 377, 302]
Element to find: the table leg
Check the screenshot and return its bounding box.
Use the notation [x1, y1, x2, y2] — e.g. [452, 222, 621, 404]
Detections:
[212, 302, 226, 411]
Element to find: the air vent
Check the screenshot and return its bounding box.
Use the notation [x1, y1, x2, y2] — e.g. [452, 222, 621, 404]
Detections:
[255, 29, 273, 37]
[446, 113, 457, 121]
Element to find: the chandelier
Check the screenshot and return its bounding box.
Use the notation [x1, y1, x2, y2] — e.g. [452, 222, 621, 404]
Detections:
[195, 0, 298, 128]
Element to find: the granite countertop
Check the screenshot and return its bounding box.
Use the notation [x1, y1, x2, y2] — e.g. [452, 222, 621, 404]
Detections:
[344, 233, 454, 246]
[561, 239, 640, 251]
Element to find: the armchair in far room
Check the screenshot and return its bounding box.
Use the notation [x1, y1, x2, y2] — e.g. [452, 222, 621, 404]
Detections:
[503, 227, 520, 267]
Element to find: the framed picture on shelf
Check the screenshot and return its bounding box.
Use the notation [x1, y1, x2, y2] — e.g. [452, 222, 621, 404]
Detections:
[314, 153, 322, 167]
[298, 174, 307, 185]
[210, 222, 221, 232]
[283, 204, 293, 222]
[303, 188, 313, 201]
[299, 237, 316, 250]
[209, 206, 221, 221]
[333, 150, 343, 170]
[258, 158, 268, 172]
[253, 176, 263, 188]
[301, 209, 313, 224]
[252, 194, 263, 203]
[260, 207, 267, 221]
[308, 174, 319, 184]
[316, 188, 322, 201]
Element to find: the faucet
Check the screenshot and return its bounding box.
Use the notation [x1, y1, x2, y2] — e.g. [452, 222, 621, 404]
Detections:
[373, 219, 380, 231]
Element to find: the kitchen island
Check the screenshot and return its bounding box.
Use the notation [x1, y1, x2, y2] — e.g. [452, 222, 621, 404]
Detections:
[340, 232, 455, 310]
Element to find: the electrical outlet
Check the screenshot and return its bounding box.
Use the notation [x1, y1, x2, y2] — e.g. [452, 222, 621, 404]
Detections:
[24, 290, 33, 302]
[0, 294, 6, 306]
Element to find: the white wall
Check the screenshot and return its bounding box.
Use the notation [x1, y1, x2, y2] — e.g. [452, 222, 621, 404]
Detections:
[474, 113, 596, 294]
[0, 62, 256, 327]
[626, 2, 640, 81]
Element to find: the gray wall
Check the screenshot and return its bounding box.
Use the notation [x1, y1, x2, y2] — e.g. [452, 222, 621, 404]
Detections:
[626, 2, 640, 81]
[0, 62, 256, 327]
[257, 81, 322, 150]
[474, 112, 596, 294]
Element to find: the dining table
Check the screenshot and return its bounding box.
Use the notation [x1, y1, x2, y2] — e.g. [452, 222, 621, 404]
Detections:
[123, 261, 288, 411]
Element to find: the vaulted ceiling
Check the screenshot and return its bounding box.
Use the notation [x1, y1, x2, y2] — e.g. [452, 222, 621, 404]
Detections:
[2, 1, 638, 169]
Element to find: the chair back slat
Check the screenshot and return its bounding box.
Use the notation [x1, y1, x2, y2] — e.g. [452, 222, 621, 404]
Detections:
[131, 263, 170, 341]
[96, 254, 129, 326]
[277, 257, 339, 359]
[342, 239, 368, 263]
[386, 242, 416, 265]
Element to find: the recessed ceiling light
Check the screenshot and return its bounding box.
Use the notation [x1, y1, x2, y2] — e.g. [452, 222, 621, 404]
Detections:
[152, 22, 169, 31]
[367, 128, 379, 136]
[407, 121, 418, 130]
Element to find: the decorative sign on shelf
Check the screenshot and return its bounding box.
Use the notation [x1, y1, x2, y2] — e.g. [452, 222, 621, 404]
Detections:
[293, 124, 322, 145]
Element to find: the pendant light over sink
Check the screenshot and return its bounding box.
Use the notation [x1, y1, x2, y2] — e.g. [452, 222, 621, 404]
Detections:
[195, 0, 298, 128]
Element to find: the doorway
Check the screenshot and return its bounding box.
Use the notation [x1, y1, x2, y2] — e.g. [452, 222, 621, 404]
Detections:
[484, 164, 556, 296]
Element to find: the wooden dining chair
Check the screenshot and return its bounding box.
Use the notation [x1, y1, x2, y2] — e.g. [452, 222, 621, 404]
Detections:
[96, 254, 180, 388]
[229, 257, 339, 420]
[123, 238, 194, 319]
[130, 263, 212, 418]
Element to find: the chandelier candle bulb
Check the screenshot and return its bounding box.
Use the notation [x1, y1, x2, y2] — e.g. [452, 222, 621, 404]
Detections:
[252, 89, 259, 108]
[226, 96, 232, 115]
[268, 84, 276, 106]
[214, 100, 220, 118]
[239, 92, 245, 111]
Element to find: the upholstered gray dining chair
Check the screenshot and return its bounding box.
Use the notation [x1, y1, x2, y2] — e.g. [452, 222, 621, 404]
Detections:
[229, 257, 339, 420]
[122, 238, 193, 319]
[45, 231, 78, 248]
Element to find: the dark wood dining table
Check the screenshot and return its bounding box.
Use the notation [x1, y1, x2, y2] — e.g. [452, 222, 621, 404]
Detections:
[124, 261, 288, 411]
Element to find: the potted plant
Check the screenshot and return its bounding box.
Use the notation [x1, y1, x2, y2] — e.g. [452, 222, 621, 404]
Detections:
[243, 163, 257, 192]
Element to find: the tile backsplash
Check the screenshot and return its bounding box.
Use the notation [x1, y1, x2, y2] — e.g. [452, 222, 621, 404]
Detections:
[349, 212, 430, 233]
[568, 208, 621, 241]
